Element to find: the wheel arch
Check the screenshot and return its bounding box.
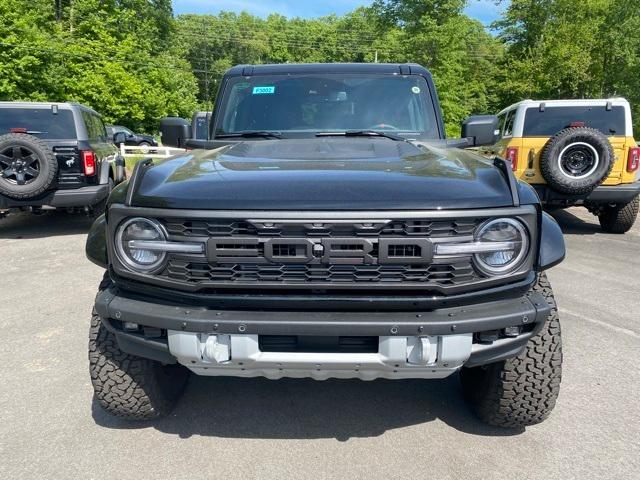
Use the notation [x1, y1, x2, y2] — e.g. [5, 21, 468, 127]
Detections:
[86, 214, 108, 268]
[538, 212, 565, 270]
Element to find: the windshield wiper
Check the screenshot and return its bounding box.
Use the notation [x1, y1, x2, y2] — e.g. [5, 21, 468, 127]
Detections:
[316, 130, 407, 141]
[216, 131, 282, 139]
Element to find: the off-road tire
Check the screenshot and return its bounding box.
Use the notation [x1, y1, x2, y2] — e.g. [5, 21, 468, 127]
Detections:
[88, 273, 189, 420]
[0, 133, 58, 199]
[598, 195, 639, 234]
[540, 127, 614, 195]
[460, 273, 562, 428]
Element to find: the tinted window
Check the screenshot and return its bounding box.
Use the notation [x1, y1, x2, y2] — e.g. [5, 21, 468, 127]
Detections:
[217, 74, 440, 139]
[497, 112, 505, 132]
[94, 115, 107, 139]
[523, 106, 625, 136]
[82, 111, 94, 139]
[503, 110, 515, 137]
[112, 126, 132, 135]
[0, 107, 76, 139]
[82, 111, 107, 140]
[195, 115, 210, 140]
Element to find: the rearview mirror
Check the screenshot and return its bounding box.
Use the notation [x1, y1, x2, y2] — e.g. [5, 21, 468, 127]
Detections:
[160, 117, 192, 148]
[461, 115, 500, 147]
[113, 132, 127, 146]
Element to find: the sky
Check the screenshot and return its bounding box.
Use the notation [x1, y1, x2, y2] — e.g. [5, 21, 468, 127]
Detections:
[172, 1, 506, 26]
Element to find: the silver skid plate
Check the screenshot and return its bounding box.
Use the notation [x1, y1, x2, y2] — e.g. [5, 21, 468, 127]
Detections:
[168, 332, 473, 380]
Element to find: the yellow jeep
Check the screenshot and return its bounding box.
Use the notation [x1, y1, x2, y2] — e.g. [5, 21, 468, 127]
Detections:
[488, 98, 639, 233]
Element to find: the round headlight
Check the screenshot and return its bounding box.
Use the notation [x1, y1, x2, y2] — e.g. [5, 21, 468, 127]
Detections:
[473, 218, 529, 276]
[115, 217, 167, 273]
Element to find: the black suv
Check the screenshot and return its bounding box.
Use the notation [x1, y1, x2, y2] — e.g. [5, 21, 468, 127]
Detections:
[86, 64, 566, 428]
[106, 125, 158, 148]
[0, 102, 125, 214]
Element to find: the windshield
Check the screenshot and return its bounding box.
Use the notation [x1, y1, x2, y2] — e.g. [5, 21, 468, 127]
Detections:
[0, 107, 76, 139]
[215, 74, 440, 139]
[115, 126, 133, 135]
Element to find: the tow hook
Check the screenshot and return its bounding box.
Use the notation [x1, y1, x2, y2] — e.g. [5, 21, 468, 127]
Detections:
[202, 334, 232, 363]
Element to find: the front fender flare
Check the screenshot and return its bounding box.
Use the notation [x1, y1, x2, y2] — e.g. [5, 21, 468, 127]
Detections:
[539, 212, 565, 270]
[86, 214, 108, 268]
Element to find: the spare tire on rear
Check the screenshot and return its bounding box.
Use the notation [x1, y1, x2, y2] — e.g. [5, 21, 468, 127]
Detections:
[540, 127, 614, 195]
[0, 133, 58, 199]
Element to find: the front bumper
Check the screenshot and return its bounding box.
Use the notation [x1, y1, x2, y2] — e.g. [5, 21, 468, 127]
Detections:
[0, 184, 110, 209]
[95, 285, 552, 380]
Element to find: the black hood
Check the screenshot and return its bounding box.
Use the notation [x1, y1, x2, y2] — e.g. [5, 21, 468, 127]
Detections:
[130, 138, 514, 210]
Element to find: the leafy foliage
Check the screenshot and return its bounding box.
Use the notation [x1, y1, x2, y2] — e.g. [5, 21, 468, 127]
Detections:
[1, 0, 638, 136]
[495, 0, 640, 134]
[0, 0, 197, 132]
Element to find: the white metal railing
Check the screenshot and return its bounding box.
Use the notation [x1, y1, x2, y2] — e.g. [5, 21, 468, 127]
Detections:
[119, 144, 186, 158]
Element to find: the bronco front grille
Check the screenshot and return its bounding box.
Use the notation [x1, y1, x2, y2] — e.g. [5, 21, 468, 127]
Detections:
[152, 216, 486, 290]
[109, 206, 538, 294]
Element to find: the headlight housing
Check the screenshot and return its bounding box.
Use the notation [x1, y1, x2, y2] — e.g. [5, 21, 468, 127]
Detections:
[115, 217, 167, 273]
[473, 218, 529, 276]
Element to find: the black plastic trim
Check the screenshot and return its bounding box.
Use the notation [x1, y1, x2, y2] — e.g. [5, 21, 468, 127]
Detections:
[125, 158, 153, 206]
[86, 214, 108, 268]
[539, 212, 565, 270]
[493, 156, 520, 207]
[466, 320, 545, 367]
[95, 286, 551, 337]
[533, 181, 640, 206]
[101, 317, 176, 364]
[110, 270, 537, 312]
[0, 184, 109, 209]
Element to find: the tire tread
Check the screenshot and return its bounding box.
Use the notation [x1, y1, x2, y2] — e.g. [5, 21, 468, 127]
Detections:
[88, 273, 188, 420]
[461, 273, 562, 428]
[598, 195, 639, 233]
[540, 127, 614, 195]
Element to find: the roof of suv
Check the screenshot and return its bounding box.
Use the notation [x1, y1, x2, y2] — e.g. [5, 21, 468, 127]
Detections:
[226, 63, 432, 77]
[498, 98, 634, 137]
[498, 98, 631, 116]
[0, 101, 101, 116]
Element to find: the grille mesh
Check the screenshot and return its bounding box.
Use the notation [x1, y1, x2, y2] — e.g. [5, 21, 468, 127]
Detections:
[164, 259, 477, 285]
[158, 216, 483, 289]
[163, 218, 480, 238]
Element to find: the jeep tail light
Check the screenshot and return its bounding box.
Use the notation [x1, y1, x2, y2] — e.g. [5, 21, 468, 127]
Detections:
[628, 147, 640, 172]
[505, 147, 518, 171]
[81, 150, 96, 176]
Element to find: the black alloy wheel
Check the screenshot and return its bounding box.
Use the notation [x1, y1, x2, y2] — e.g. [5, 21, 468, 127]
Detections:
[0, 145, 41, 185]
[0, 133, 58, 199]
[558, 143, 598, 179]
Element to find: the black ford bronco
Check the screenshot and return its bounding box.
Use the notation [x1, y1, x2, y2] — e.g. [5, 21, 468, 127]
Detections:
[0, 102, 125, 216]
[86, 63, 566, 428]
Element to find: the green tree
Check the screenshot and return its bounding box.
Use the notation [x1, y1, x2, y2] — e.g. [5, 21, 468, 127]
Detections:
[495, 0, 640, 134]
[0, 0, 198, 132]
[372, 0, 504, 135]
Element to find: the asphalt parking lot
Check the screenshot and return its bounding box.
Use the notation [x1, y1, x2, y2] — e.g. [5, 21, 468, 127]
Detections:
[0, 207, 638, 480]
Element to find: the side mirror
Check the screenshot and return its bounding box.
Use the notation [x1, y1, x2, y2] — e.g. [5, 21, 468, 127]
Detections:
[461, 115, 500, 147]
[160, 117, 192, 148]
[113, 132, 127, 145]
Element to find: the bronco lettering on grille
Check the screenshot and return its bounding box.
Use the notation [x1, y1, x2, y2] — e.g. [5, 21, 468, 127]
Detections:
[207, 237, 433, 265]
